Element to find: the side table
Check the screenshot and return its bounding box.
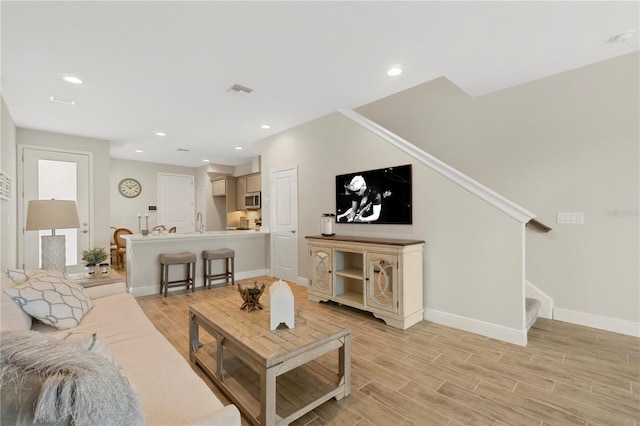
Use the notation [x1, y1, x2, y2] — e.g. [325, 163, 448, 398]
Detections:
[68, 271, 124, 288]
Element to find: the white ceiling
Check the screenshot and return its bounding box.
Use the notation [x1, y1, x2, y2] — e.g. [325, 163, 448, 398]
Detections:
[2, 1, 638, 168]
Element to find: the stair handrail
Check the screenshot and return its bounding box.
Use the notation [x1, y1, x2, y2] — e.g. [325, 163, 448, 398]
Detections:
[527, 218, 552, 232]
[340, 109, 535, 224]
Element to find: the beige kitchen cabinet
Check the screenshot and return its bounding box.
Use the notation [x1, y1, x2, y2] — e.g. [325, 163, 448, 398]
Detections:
[236, 173, 261, 211]
[246, 173, 261, 193]
[211, 176, 236, 211]
[211, 177, 227, 196]
[306, 235, 424, 330]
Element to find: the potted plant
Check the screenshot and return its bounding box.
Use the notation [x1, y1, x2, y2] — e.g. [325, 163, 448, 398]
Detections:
[82, 247, 109, 278]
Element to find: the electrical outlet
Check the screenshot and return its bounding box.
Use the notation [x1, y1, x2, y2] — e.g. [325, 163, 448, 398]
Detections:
[557, 212, 584, 224]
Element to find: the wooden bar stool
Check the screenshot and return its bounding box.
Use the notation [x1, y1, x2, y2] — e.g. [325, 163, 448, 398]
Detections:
[159, 252, 197, 297]
[202, 248, 235, 289]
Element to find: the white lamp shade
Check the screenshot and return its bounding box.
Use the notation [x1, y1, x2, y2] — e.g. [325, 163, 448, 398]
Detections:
[26, 200, 80, 231]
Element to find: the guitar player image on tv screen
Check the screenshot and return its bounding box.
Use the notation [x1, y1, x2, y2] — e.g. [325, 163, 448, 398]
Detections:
[336, 164, 412, 225]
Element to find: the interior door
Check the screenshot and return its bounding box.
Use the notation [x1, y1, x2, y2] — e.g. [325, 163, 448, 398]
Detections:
[157, 173, 194, 233]
[20, 147, 91, 271]
[270, 165, 298, 282]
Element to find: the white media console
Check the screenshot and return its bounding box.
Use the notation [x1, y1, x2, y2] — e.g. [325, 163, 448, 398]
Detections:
[306, 235, 424, 330]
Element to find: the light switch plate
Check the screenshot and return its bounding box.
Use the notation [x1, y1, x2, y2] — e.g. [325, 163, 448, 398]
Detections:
[557, 212, 584, 224]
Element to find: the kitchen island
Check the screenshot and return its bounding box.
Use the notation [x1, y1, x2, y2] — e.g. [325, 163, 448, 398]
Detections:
[124, 230, 269, 296]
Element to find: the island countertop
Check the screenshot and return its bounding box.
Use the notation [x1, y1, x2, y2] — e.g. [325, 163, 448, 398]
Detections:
[124, 229, 269, 242]
[124, 230, 270, 296]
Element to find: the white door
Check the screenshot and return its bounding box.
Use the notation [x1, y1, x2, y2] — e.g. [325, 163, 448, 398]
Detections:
[20, 147, 91, 271]
[157, 173, 194, 233]
[270, 165, 298, 282]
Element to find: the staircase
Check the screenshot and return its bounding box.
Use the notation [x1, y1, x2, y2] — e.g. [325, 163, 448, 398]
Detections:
[341, 108, 555, 346]
[526, 297, 542, 330]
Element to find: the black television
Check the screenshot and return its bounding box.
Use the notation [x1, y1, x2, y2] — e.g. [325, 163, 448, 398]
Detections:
[336, 164, 412, 224]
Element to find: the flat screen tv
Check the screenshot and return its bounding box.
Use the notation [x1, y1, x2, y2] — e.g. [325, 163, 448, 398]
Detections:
[336, 164, 412, 224]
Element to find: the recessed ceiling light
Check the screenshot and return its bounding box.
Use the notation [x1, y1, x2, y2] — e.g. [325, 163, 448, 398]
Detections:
[61, 75, 83, 85]
[235, 146, 243, 150]
[261, 124, 271, 130]
[49, 96, 75, 105]
[202, 159, 210, 162]
[135, 149, 143, 153]
[609, 31, 635, 43]
[386, 66, 403, 77]
[155, 131, 166, 136]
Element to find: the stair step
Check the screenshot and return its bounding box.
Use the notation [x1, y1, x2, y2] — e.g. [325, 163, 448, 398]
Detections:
[526, 297, 541, 330]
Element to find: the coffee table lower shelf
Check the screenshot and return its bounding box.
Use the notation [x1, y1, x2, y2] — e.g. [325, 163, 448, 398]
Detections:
[192, 343, 347, 425]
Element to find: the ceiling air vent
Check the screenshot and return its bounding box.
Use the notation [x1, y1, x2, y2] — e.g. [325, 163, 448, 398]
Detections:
[177, 148, 190, 152]
[227, 84, 253, 95]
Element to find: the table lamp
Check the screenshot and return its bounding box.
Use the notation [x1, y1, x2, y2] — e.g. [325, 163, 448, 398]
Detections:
[26, 199, 80, 271]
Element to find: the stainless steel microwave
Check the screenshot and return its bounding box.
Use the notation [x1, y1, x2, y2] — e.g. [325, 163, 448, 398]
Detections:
[245, 192, 261, 209]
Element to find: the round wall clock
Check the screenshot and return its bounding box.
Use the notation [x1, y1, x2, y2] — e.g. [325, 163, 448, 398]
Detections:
[118, 178, 142, 198]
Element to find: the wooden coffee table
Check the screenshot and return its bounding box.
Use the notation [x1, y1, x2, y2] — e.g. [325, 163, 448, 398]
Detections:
[189, 287, 351, 426]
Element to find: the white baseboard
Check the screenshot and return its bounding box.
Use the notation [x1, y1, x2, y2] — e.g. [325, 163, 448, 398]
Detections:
[296, 277, 309, 287]
[425, 308, 527, 346]
[130, 285, 156, 297]
[129, 268, 268, 297]
[553, 307, 640, 337]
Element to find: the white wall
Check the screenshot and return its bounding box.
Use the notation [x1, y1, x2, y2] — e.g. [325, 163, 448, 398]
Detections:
[357, 52, 639, 326]
[256, 112, 527, 341]
[1, 97, 18, 270]
[110, 158, 197, 232]
[16, 128, 112, 257]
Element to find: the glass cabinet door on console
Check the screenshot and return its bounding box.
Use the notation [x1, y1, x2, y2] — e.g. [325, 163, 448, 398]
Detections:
[366, 253, 398, 314]
[306, 235, 424, 330]
[309, 246, 333, 297]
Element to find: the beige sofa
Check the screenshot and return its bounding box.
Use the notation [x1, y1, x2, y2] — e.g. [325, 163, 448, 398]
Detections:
[1, 273, 240, 425]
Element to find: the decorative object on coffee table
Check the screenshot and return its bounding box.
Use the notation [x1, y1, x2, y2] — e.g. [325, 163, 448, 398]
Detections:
[269, 279, 295, 330]
[238, 281, 265, 312]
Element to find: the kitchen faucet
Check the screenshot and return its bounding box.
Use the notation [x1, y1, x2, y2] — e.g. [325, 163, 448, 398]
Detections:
[196, 212, 203, 234]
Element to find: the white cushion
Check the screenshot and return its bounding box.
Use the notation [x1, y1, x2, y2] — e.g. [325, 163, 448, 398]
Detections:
[84, 281, 127, 300]
[4, 270, 93, 330]
[0, 290, 32, 332]
[0, 273, 32, 332]
[66, 292, 233, 425]
[54, 331, 115, 363]
[5, 268, 30, 285]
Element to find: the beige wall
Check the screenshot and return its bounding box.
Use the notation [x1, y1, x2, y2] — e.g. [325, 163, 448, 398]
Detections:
[256, 112, 527, 335]
[16, 128, 112, 258]
[1, 97, 18, 270]
[195, 164, 229, 232]
[110, 158, 197, 233]
[357, 52, 639, 324]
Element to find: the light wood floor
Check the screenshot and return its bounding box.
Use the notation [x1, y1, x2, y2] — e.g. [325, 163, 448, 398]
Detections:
[136, 277, 640, 426]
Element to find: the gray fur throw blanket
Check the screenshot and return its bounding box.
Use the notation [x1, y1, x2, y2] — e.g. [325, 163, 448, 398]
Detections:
[0, 330, 145, 425]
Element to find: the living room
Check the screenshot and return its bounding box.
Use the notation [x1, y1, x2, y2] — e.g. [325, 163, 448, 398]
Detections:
[1, 2, 638, 425]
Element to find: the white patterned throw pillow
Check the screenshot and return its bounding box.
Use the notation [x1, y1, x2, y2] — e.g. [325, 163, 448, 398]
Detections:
[5, 268, 31, 285]
[3, 270, 93, 329]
